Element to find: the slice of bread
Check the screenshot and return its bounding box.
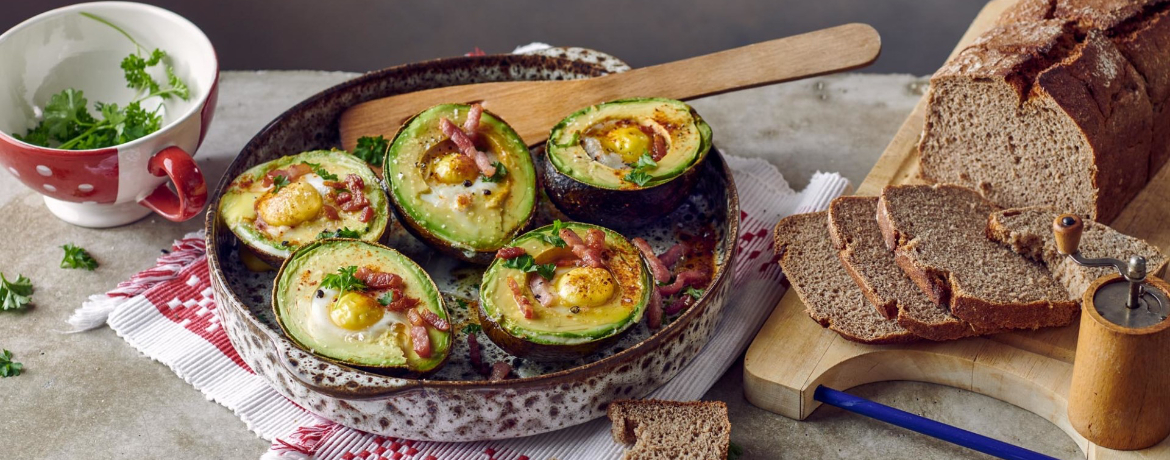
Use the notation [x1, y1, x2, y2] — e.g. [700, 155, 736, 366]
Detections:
[774, 211, 918, 344]
[877, 184, 1078, 330]
[607, 399, 730, 460]
[988, 207, 1169, 298]
[828, 196, 983, 341]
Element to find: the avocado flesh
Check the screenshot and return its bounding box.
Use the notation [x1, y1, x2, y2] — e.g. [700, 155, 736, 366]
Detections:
[547, 98, 712, 190]
[480, 223, 650, 347]
[274, 239, 450, 372]
[385, 104, 537, 256]
[219, 150, 389, 261]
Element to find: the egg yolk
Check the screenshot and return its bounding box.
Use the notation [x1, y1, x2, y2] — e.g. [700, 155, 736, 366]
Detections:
[329, 292, 385, 331]
[601, 126, 651, 164]
[432, 153, 479, 184]
[555, 267, 616, 308]
[257, 181, 323, 227]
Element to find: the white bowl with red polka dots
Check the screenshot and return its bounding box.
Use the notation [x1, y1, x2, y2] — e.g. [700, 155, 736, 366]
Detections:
[0, 2, 217, 227]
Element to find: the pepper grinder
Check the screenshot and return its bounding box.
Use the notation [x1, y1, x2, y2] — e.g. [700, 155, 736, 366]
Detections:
[1054, 213, 1170, 450]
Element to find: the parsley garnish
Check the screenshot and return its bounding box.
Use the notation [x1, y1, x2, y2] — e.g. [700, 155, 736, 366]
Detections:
[302, 162, 339, 181]
[502, 255, 557, 280]
[622, 152, 657, 187]
[316, 227, 362, 240]
[538, 220, 568, 248]
[271, 175, 290, 192]
[482, 161, 508, 183]
[352, 135, 388, 167]
[454, 298, 470, 309]
[461, 323, 482, 335]
[377, 291, 395, 306]
[60, 244, 98, 271]
[684, 286, 704, 300]
[0, 273, 33, 311]
[320, 266, 366, 293]
[0, 349, 22, 378]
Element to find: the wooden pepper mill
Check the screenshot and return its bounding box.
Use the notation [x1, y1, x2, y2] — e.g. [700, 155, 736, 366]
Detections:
[1054, 214, 1170, 450]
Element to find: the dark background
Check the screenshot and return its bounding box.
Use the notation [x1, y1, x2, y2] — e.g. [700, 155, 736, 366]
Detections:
[7, 1, 988, 75]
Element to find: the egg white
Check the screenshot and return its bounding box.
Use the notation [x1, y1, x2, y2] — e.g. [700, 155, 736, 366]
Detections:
[419, 178, 501, 210]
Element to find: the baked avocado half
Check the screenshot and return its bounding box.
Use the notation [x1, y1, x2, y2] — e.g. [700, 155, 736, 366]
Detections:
[542, 98, 713, 228]
[274, 239, 451, 376]
[384, 103, 537, 264]
[219, 150, 389, 264]
[478, 222, 651, 361]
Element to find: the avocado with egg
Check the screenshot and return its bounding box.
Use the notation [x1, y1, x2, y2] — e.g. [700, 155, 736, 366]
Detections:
[274, 239, 451, 375]
[477, 222, 651, 361]
[219, 150, 390, 264]
[541, 98, 712, 228]
[384, 104, 537, 264]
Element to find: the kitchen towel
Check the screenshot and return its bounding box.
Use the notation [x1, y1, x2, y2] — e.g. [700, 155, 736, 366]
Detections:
[74, 154, 849, 460]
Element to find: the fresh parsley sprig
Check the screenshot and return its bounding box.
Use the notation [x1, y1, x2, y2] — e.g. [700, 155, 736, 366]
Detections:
[377, 291, 395, 306]
[316, 227, 362, 240]
[502, 254, 556, 280]
[482, 161, 508, 183]
[0, 349, 22, 378]
[538, 220, 568, 248]
[623, 152, 657, 187]
[461, 323, 482, 335]
[320, 266, 366, 293]
[271, 175, 290, 192]
[352, 136, 388, 167]
[302, 162, 339, 181]
[684, 286, 704, 300]
[60, 244, 98, 271]
[0, 273, 33, 312]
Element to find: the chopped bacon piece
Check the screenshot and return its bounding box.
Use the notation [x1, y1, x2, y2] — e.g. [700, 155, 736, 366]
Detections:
[336, 174, 369, 212]
[489, 361, 512, 381]
[407, 308, 425, 327]
[560, 229, 603, 268]
[507, 277, 535, 319]
[585, 229, 606, 253]
[322, 205, 340, 221]
[262, 163, 313, 187]
[529, 274, 557, 308]
[463, 103, 483, 142]
[658, 243, 688, 269]
[638, 125, 668, 162]
[356, 267, 403, 289]
[253, 215, 271, 232]
[410, 325, 431, 358]
[359, 206, 374, 223]
[647, 289, 663, 329]
[420, 309, 450, 331]
[657, 269, 709, 296]
[382, 291, 417, 311]
[439, 117, 497, 177]
[664, 295, 694, 316]
[633, 237, 671, 284]
[468, 332, 489, 376]
[496, 247, 526, 260]
[555, 257, 581, 268]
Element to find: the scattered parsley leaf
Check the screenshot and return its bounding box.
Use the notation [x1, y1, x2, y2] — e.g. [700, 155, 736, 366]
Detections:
[320, 266, 366, 293]
[461, 323, 482, 335]
[622, 152, 658, 187]
[633, 151, 658, 170]
[534, 263, 557, 280]
[0, 349, 22, 378]
[684, 286, 704, 300]
[482, 161, 508, 183]
[728, 441, 744, 460]
[538, 219, 568, 248]
[302, 162, 339, 181]
[377, 291, 395, 306]
[272, 175, 290, 192]
[316, 227, 362, 240]
[0, 273, 33, 312]
[60, 244, 98, 271]
[352, 135, 388, 166]
[502, 255, 556, 280]
[623, 170, 652, 187]
[454, 298, 470, 309]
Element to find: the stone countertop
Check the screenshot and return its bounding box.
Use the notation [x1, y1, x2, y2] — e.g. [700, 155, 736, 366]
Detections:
[0, 71, 1081, 460]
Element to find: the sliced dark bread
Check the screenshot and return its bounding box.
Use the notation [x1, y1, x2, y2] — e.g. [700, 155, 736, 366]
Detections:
[607, 400, 730, 460]
[988, 207, 1169, 298]
[774, 211, 917, 344]
[877, 184, 1078, 330]
[828, 196, 983, 341]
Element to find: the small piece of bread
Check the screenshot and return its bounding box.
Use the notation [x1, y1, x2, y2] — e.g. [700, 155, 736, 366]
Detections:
[607, 399, 730, 460]
[877, 184, 1078, 330]
[828, 196, 983, 341]
[988, 207, 1169, 298]
[774, 211, 918, 344]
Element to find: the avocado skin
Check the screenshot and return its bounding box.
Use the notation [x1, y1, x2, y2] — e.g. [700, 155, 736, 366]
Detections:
[474, 299, 626, 361]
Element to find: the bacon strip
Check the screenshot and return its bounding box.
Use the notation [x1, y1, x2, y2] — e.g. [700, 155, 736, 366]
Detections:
[263, 163, 313, 186]
[489, 361, 512, 381]
[585, 229, 606, 253]
[410, 325, 431, 358]
[407, 308, 424, 326]
[356, 267, 403, 289]
[657, 269, 709, 296]
[336, 174, 369, 212]
[664, 295, 694, 316]
[554, 257, 581, 268]
[507, 277, 535, 319]
[468, 332, 489, 376]
[658, 243, 687, 269]
[463, 103, 483, 142]
[647, 289, 663, 329]
[496, 247, 526, 260]
[382, 291, 417, 312]
[322, 205, 340, 221]
[440, 117, 497, 177]
[633, 237, 671, 284]
[638, 125, 668, 162]
[561, 229, 603, 268]
[420, 309, 450, 331]
[529, 274, 557, 308]
[359, 206, 374, 223]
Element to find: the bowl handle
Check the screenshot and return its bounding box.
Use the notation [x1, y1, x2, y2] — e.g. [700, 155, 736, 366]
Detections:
[274, 340, 420, 400]
[140, 146, 207, 222]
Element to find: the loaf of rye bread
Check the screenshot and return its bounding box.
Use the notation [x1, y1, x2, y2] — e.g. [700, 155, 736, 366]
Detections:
[607, 400, 731, 460]
[877, 184, 1079, 331]
[828, 196, 985, 341]
[774, 211, 917, 344]
[988, 207, 1169, 298]
[919, 0, 1170, 223]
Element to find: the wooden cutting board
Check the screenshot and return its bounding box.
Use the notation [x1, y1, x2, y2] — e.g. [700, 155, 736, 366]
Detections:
[742, 1, 1170, 458]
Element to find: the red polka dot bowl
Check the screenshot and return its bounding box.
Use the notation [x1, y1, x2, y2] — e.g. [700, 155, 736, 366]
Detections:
[0, 2, 218, 227]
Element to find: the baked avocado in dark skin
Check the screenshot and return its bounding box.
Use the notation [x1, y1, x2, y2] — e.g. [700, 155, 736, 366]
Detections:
[541, 98, 712, 228]
[477, 221, 650, 361]
[274, 239, 451, 376]
[219, 150, 389, 264]
[384, 103, 537, 264]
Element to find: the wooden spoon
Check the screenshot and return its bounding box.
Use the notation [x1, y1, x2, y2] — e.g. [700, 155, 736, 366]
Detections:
[339, 23, 880, 150]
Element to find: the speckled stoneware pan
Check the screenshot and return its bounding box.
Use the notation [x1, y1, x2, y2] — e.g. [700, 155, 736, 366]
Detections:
[206, 48, 740, 441]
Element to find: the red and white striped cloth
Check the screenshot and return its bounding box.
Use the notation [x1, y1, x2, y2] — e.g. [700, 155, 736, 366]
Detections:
[76, 154, 848, 460]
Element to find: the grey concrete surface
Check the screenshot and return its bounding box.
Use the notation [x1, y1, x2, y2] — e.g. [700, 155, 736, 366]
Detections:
[0, 71, 1082, 459]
